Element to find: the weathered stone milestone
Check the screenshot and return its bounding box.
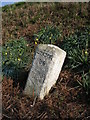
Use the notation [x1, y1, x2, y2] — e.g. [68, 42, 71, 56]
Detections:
[24, 44, 66, 99]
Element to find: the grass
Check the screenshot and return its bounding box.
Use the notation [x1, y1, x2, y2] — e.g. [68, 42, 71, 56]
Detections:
[2, 3, 89, 43]
[2, 2, 90, 119]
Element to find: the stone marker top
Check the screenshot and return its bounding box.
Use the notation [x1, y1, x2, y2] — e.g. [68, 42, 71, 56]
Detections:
[36, 44, 66, 59]
[37, 44, 66, 54]
[24, 44, 66, 100]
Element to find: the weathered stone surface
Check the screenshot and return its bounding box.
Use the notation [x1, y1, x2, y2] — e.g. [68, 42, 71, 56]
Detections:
[24, 44, 66, 99]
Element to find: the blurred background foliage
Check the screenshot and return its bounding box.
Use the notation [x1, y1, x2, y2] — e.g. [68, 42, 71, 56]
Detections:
[2, 2, 89, 44]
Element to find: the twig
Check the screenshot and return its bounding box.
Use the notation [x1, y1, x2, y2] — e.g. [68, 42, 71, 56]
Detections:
[68, 86, 80, 91]
[60, 78, 63, 83]
[87, 116, 90, 118]
[37, 112, 47, 119]
[3, 114, 11, 119]
[6, 104, 13, 110]
[37, 112, 44, 119]
[23, 111, 32, 119]
[30, 96, 37, 107]
[40, 112, 47, 120]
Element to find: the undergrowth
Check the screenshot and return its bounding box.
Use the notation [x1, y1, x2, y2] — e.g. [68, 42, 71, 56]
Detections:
[61, 26, 90, 94]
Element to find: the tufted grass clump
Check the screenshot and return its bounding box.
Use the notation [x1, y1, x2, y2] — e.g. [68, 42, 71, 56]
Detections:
[61, 26, 90, 94]
[34, 25, 61, 45]
[61, 27, 90, 71]
[81, 71, 90, 94]
[2, 38, 32, 80]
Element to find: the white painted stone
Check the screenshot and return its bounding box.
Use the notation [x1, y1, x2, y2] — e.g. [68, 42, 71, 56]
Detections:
[24, 44, 66, 99]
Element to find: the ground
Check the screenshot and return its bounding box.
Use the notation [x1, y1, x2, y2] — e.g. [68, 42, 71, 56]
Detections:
[2, 70, 90, 119]
[2, 2, 90, 120]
